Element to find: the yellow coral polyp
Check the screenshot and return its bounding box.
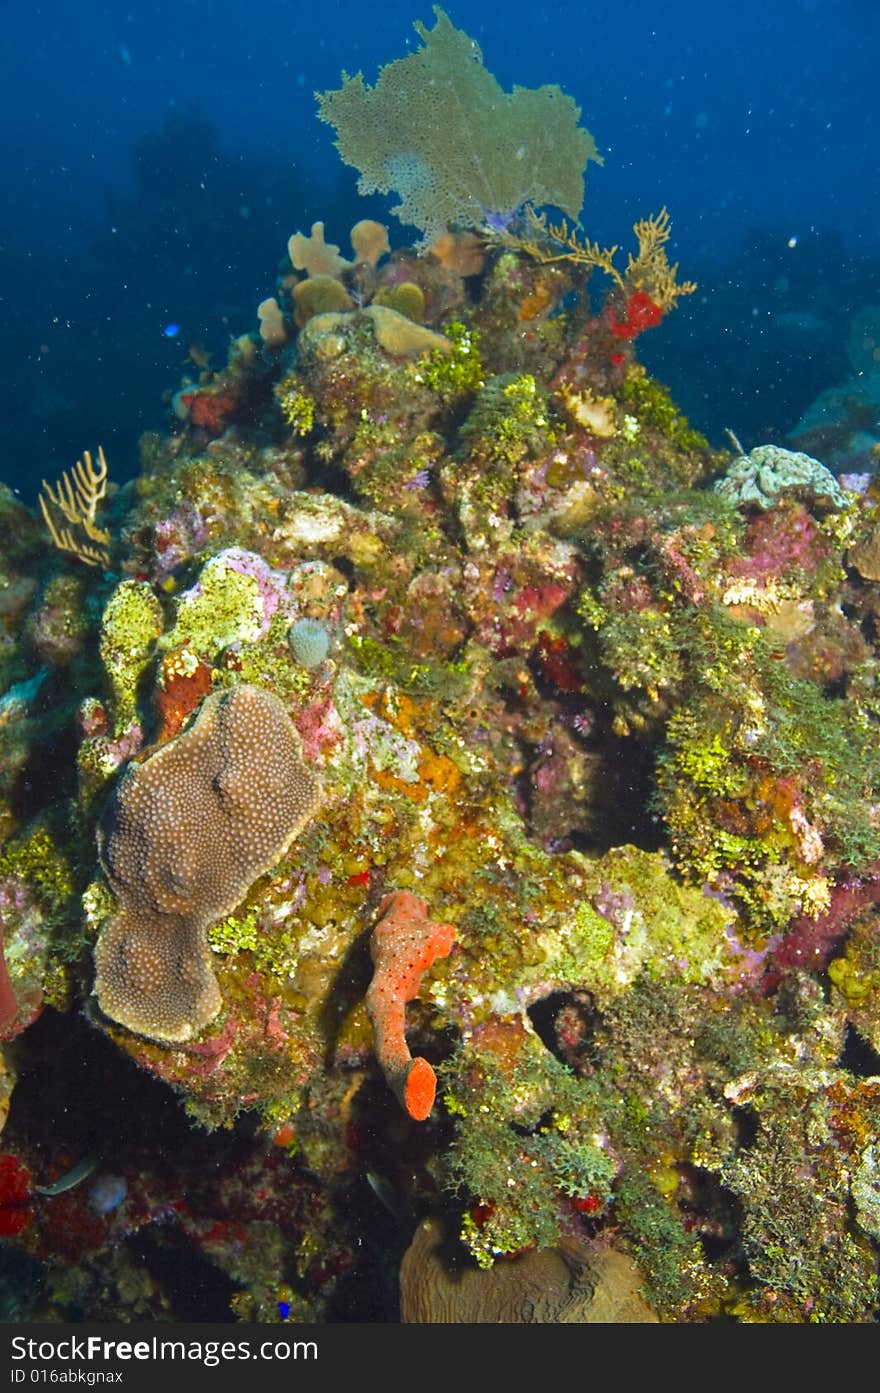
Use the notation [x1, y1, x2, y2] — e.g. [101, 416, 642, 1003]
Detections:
[161, 647, 202, 682]
[276, 381, 317, 435]
[829, 954, 875, 1004]
[558, 385, 617, 437]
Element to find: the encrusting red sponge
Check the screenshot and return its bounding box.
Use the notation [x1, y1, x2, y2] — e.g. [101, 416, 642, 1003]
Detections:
[365, 891, 456, 1121]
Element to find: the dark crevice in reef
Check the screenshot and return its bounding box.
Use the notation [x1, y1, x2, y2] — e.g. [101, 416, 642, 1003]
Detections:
[9, 721, 78, 822]
[125, 1224, 239, 1322]
[527, 989, 602, 1074]
[839, 1023, 880, 1078]
[6, 1008, 205, 1163]
[594, 733, 665, 851]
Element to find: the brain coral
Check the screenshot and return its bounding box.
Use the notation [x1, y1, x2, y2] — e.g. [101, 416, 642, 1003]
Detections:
[93, 685, 320, 1043]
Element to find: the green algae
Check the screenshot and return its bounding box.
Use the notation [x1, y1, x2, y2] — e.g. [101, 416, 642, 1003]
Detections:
[529, 846, 732, 1005]
[442, 1033, 614, 1267]
[275, 377, 316, 435]
[98, 580, 163, 726]
[0, 826, 77, 911]
[614, 1172, 709, 1314]
[411, 321, 484, 401]
[620, 370, 711, 458]
[165, 558, 265, 658]
[459, 372, 555, 464]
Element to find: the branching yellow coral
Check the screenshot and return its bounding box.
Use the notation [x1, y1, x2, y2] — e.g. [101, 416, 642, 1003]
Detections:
[625, 209, 697, 312]
[39, 447, 111, 568]
[316, 7, 600, 247]
[510, 210, 626, 294]
[510, 207, 696, 312]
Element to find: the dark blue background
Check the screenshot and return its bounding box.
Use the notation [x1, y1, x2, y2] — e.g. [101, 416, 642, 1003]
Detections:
[3, 0, 878, 501]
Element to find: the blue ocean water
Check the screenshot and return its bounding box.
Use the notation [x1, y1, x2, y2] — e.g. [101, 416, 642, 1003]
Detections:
[2, 0, 878, 503]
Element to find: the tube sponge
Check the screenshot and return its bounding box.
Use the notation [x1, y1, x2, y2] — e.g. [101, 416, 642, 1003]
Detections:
[365, 890, 456, 1121]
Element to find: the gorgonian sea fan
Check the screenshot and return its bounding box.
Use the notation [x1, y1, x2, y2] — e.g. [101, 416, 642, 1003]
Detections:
[316, 7, 601, 247]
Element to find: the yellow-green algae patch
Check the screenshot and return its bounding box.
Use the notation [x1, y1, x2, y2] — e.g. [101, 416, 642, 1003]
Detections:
[527, 845, 732, 1006]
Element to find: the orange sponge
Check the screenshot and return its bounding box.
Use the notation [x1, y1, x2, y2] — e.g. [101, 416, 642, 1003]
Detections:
[365, 891, 455, 1121]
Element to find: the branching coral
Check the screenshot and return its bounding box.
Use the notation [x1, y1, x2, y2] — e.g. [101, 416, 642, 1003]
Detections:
[39, 447, 112, 569]
[503, 206, 697, 322]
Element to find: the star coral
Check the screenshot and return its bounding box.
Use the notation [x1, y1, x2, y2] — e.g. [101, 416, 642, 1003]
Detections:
[94, 686, 320, 1042]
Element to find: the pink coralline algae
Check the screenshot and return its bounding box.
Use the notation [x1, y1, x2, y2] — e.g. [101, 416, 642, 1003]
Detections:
[365, 891, 456, 1121]
[728, 504, 830, 582]
[0, 917, 20, 1038]
[764, 865, 880, 990]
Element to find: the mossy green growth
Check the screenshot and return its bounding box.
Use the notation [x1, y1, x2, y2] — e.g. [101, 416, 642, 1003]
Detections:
[346, 631, 468, 698]
[460, 373, 555, 465]
[620, 370, 710, 456]
[828, 915, 880, 1054]
[656, 628, 880, 907]
[590, 604, 685, 702]
[345, 422, 445, 512]
[411, 321, 484, 401]
[828, 947, 879, 1007]
[99, 579, 163, 725]
[275, 377, 316, 436]
[0, 827, 76, 914]
[208, 906, 262, 957]
[164, 557, 264, 659]
[569, 898, 616, 965]
[441, 1033, 614, 1267]
[720, 1076, 879, 1321]
[81, 879, 117, 941]
[573, 501, 748, 727]
[208, 896, 302, 979]
[38, 573, 93, 662]
[614, 1171, 709, 1314]
[530, 846, 731, 1006]
[218, 608, 313, 703]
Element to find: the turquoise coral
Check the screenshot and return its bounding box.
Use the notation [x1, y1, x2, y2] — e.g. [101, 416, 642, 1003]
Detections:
[714, 442, 850, 510]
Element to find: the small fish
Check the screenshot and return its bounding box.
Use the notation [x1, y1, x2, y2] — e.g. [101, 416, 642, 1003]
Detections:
[365, 1169, 412, 1225]
[163, 323, 181, 339]
[33, 1153, 98, 1197]
[187, 342, 213, 370]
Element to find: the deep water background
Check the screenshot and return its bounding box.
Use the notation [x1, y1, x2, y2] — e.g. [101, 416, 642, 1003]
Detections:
[2, 0, 879, 504]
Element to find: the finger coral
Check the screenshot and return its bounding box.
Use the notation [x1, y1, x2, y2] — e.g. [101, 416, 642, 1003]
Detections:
[365, 890, 455, 1121]
[94, 685, 320, 1043]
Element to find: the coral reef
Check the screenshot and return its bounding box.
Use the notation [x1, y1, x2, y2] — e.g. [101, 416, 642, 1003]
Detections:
[3, 4, 880, 1327]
